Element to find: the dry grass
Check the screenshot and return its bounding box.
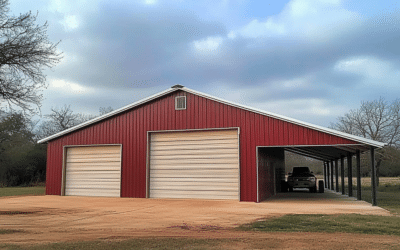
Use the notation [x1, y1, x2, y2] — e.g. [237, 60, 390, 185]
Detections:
[315, 176, 400, 186]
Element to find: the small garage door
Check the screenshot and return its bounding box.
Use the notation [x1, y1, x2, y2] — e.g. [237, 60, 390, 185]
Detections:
[65, 145, 121, 197]
[149, 129, 239, 199]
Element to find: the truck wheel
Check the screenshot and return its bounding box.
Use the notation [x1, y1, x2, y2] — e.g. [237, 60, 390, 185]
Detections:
[318, 180, 324, 193]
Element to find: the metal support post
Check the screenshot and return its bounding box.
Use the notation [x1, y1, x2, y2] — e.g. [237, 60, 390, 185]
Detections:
[371, 148, 377, 206]
[324, 162, 327, 188]
[356, 150, 361, 200]
[330, 160, 334, 190]
[327, 161, 331, 189]
[348, 153, 353, 197]
[341, 156, 345, 195]
[335, 159, 339, 192]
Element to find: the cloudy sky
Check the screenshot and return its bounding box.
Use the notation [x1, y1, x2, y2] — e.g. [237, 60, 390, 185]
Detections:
[8, 0, 400, 127]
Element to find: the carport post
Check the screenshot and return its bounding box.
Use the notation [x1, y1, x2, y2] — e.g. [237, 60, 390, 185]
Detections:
[371, 147, 377, 206]
[324, 162, 327, 188]
[330, 160, 334, 190]
[347, 153, 353, 197]
[356, 150, 361, 200]
[327, 161, 331, 189]
[335, 159, 339, 192]
[341, 156, 345, 195]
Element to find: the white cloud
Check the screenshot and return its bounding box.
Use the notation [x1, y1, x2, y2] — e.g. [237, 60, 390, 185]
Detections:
[334, 56, 397, 80]
[193, 36, 224, 53]
[61, 15, 79, 30]
[228, 0, 361, 43]
[49, 78, 93, 94]
[144, 0, 157, 5]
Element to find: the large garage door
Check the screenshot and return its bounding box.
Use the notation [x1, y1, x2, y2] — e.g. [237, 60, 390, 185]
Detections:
[65, 145, 121, 197]
[149, 129, 239, 200]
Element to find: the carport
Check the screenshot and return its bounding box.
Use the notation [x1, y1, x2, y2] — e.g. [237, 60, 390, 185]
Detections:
[280, 142, 383, 205]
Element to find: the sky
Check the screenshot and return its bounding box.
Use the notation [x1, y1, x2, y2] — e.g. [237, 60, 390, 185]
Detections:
[7, 0, 400, 127]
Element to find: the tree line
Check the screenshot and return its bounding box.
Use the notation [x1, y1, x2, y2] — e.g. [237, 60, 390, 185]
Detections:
[0, 0, 399, 187]
[0, 106, 113, 186]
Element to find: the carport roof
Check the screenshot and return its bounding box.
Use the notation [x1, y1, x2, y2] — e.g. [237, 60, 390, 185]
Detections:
[38, 86, 386, 158]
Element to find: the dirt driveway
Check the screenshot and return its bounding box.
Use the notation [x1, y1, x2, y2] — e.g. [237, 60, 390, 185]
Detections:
[0, 190, 395, 247]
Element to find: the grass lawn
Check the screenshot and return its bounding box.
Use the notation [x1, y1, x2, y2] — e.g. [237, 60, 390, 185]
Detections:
[0, 238, 232, 250]
[239, 214, 400, 236]
[0, 186, 45, 197]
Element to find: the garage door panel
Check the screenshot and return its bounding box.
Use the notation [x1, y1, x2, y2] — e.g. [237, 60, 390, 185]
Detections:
[150, 153, 238, 161]
[65, 188, 120, 197]
[150, 148, 238, 156]
[150, 169, 238, 175]
[67, 157, 120, 163]
[150, 158, 238, 165]
[150, 163, 238, 170]
[150, 129, 239, 200]
[67, 146, 120, 155]
[150, 177, 238, 183]
[66, 153, 121, 160]
[65, 145, 121, 197]
[151, 143, 237, 151]
[66, 164, 121, 171]
[150, 190, 238, 199]
[151, 182, 238, 189]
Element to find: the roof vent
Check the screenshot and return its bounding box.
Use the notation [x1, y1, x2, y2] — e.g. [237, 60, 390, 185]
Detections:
[175, 96, 186, 110]
[171, 84, 184, 89]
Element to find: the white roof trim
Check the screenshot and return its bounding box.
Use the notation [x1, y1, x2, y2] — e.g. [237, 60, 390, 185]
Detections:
[38, 86, 386, 148]
[37, 88, 178, 143]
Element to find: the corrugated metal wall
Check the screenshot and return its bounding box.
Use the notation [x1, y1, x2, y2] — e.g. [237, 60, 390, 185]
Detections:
[46, 90, 359, 202]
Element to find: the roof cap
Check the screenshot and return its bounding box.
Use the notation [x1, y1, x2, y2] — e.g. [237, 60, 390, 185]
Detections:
[171, 84, 185, 89]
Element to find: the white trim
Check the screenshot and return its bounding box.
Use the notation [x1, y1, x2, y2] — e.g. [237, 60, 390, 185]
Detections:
[147, 127, 240, 200]
[256, 144, 368, 148]
[38, 86, 386, 148]
[175, 96, 186, 110]
[256, 147, 259, 203]
[38, 88, 177, 143]
[181, 87, 386, 148]
[61, 144, 123, 197]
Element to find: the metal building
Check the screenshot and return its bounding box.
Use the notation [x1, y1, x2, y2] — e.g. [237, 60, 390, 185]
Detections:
[39, 85, 385, 202]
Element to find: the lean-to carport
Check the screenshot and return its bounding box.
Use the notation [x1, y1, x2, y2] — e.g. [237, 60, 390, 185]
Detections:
[282, 142, 384, 205]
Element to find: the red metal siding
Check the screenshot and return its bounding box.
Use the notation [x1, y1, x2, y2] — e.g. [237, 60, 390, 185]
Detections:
[46, 90, 359, 202]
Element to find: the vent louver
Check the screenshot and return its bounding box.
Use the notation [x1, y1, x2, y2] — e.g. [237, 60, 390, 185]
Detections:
[175, 96, 186, 110]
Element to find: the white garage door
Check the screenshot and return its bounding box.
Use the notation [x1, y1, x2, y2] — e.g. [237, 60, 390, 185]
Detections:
[149, 129, 239, 200]
[65, 145, 121, 197]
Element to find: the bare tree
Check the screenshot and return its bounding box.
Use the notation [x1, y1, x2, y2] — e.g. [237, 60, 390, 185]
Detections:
[331, 97, 400, 184]
[0, 0, 62, 114]
[35, 105, 95, 139]
[99, 106, 113, 116]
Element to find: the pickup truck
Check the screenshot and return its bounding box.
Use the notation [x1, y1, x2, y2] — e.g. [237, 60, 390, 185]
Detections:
[287, 167, 317, 193]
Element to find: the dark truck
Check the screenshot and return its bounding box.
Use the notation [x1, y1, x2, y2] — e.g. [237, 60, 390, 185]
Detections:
[287, 167, 317, 193]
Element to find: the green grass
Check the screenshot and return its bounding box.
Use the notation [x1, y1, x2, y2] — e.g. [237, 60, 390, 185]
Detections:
[0, 186, 45, 197]
[0, 238, 232, 250]
[336, 183, 400, 215]
[0, 229, 24, 234]
[239, 214, 400, 236]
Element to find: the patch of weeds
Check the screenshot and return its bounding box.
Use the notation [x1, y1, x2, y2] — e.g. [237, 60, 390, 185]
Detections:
[239, 214, 400, 237]
[0, 238, 232, 250]
[0, 229, 25, 234]
[0, 211, 40, 216]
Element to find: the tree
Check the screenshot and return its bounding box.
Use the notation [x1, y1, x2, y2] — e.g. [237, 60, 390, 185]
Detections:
[331, 97, 400, 184]
[35, 105, 96, 140]
[0, 112, 46, 186]
[0, 0, 61, 114]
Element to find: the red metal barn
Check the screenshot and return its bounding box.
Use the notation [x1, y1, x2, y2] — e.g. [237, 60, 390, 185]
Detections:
[39, 85, 384, 202]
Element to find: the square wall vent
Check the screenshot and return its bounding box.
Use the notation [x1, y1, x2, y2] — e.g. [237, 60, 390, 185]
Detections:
[175, 96, 186, 110]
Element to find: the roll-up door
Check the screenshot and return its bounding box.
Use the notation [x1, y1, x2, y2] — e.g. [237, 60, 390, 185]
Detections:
[149, 129, 239, 199]
[64, 145, 121, 197]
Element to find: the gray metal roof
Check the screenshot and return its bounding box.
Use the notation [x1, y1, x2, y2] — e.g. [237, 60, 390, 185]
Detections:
[38, 86, 386, 151]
